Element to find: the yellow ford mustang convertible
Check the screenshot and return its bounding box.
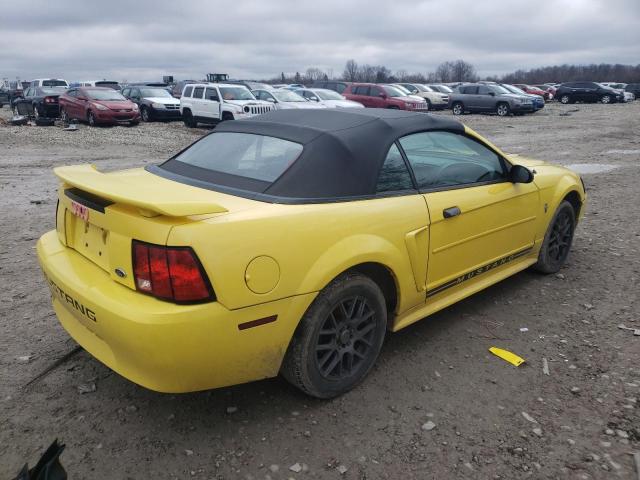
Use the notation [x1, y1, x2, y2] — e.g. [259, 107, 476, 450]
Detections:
[37, 109, 585, 398]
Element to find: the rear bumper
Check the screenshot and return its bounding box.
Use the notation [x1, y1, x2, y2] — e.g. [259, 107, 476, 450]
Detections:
[37, 230, 316, 393]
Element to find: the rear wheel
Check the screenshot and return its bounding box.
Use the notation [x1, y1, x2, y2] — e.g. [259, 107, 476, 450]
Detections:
[281, 273, 387, 398]
[496, 102, 510, 116]
[182, 109, 196, 127]
[600, 94, 611, 104]
[452, 102, 464, 115]
[533, 201, 576, 273]
[559, 94, 571, 104]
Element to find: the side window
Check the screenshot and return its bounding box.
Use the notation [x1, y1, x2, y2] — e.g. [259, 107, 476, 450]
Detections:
[121, 88, 129, 97]
[478, 86, 490, 95]
[67, 89, 77, 98]
[335, 83, 347, 93]
[192, 87, 204, 99]
[376, 144, 414, 193]
[399, 131, 506, 189]
[205, 87, 219, 101]
[354, 86, 370, 95]
[131, 88, 140, 98]
[369, 87, 382, 97]
[183, 86, 193, 98]
[461, 86, 478, 94]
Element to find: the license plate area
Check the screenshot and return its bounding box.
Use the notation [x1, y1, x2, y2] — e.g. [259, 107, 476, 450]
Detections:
[70, 200, 89, 222]
[69, 215, 110, 271]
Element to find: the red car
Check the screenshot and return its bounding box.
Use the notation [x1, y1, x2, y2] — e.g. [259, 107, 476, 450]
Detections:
[342, 83, 428, 111]
[532, 84, 556, 100]
[59, 87, 140, 126]
[514, 84, 550, 100]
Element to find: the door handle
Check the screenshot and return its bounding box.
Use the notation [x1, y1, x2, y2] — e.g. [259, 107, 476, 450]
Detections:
[443, 206, 461, 218]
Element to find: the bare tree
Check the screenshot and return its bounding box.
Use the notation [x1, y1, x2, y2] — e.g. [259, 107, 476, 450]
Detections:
[343, 59, 359, 82]
[304, 68, 326, 83]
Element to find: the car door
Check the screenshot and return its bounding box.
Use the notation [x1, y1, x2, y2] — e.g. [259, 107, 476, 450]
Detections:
[461, 86, 480, 110]
[202, 87, 221, 120]
[398, 130, 539, 299]
[368, 86, 387, 108]
[190, 86, 205, 117]
[476, 85, 494, 111]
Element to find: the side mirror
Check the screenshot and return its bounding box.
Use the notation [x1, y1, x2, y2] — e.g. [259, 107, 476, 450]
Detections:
[510, 164, 534, 183]
[265, 97, 276, 103]
[310, 96, 319, 102]
[378, 92, 387, 98]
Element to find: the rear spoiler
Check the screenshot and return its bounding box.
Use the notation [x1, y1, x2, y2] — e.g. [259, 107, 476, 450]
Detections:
[54, 164, 228, 217]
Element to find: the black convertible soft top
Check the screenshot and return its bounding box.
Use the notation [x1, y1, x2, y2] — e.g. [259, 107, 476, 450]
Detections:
[156, 109, 465, 202]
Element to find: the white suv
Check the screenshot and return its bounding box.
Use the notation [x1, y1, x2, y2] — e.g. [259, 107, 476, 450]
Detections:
[30, 78, 69, 88]
[179, 83, 274, 127]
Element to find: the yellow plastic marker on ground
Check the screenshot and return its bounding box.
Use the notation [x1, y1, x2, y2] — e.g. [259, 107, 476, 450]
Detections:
[489, 347, 525, 367]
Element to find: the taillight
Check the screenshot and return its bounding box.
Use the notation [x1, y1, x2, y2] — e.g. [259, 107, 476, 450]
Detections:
[132, 241, 214, 303]
[44, 96, 58, 104]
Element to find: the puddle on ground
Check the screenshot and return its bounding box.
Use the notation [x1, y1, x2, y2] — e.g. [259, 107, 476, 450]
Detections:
[565, 163, 619, 174]
[604, 150, 640, 155]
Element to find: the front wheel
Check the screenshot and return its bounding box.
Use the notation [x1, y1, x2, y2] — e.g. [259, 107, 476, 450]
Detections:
[140, 106, 151, 122]
[281, 273, 387, 398]
[60, 108, 68, 123]
[496, 103, 510, 116]
[182, 109, 196, 127]
[452, 102, 464, 115]
[559, 94, 571, 104]
[87, 111, 96, 127]
[533, 201, 576, 274]
[600, 95, 611, 104]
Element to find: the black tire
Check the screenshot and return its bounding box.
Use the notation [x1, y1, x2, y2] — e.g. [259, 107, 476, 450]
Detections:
[182, 109, 196, 127]
[221, 112, 234, 121]
[140, 106, 151, 122]
[559, 94, 571, 104]
[496, 102, 510, 116]
[425, 99, 432, 111]
[452, 102, 464, 115]
[533, 200, 576, 274]
[87, 111, 96, 127]
[600, 94, 611, 104]
[281, 272, 387, 398]
[129, 120, 139, 126]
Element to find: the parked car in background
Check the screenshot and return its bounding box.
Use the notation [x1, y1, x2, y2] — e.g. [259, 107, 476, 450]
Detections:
[449, 83, 534, 116]
[253, 89, 326, 109]
[30, 78, 69, 88]
[554, 82, 623, 104]
[343, 83, 428, 111]
[311, 80, 352, 94]
[513, 84, 549, 100]
[122, 86, 181, 121]
[625, 83, 640, 99]
[1, 79, 24, 104]
[59, 87, 140, 126]
[427, 84, 455, 96]
[501, 84, 545, 111]
[532, 84, 556, 100]
[77, 80, 120, 90]
[179, 83, 274, 127]
[11, 86, 66, 120]
[600, 83, 635, 102]
[393, 83, 449, 110]
[228, 80, 273, 91]
[171, 80, 198, 98]
[296, 88, 364, 108]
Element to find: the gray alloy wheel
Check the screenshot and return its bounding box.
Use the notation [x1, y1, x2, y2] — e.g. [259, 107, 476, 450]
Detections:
[281, 272, 387, 398]
[60, 108, 68, 123]
[452, 102, 464, 115]
[33, 104, 40, 119]
[601, 95, 611, 104]
[560, 94, 571, 104]
[496, 103, 510, 116]
[87, 111, 96, 127]
[140, 106, 150, 122]
[533, 200, 576, 274]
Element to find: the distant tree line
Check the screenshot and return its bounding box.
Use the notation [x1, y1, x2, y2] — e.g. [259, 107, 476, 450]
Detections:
[268, 61, 640, 85]
[498, 64, 640, 84]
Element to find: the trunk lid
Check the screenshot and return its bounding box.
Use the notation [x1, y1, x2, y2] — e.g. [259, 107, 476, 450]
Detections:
[55, 164, 260, 291]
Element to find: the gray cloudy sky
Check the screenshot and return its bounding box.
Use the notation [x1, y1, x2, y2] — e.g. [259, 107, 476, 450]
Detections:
[2, 0, 639, 82]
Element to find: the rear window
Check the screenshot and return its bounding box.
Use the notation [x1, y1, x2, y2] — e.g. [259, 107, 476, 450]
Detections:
[169, 132, 303, 183]
[42, 79, 67, 87]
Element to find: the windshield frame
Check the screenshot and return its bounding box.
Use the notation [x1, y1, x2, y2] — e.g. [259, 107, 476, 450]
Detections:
[219, 86, 255, 101]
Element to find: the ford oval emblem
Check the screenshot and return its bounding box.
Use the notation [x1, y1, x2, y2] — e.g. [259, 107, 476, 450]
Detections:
[115, 268, 127, 278]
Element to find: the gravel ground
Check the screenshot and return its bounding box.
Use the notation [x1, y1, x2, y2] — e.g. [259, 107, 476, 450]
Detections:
[0, 103, 639, 479]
